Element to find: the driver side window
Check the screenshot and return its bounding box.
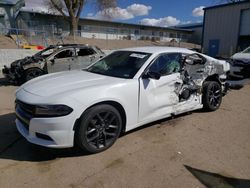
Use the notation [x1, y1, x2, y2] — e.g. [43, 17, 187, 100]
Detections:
[54, 49, 74, 59]
[149, 53, 182, 76]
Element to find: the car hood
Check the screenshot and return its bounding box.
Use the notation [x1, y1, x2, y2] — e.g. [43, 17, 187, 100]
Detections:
[11, 55, 44, 67]
[20, 70, 122, 97]
[232, 53, 250, 63]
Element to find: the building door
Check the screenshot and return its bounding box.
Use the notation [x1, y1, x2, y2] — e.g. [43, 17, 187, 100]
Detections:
[208, 39, 220, 57]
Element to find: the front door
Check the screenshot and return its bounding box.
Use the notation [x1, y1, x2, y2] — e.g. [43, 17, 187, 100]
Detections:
[47, 48, 75, 73]
[139, 53, 183, 123]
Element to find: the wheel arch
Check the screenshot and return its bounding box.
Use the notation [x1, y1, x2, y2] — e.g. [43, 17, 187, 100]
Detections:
[73, 100, 127, 134]
[24, 67, 45, 73]
[203, 74, 221, 85]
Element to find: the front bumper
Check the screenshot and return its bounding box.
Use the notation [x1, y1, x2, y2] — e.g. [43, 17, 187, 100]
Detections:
[229, 65, 244, 78]
[2, 65, 22, 82]
[229, 60, 250, 79]
[15, 101, 76, 148]
[2, 66, 15, 80]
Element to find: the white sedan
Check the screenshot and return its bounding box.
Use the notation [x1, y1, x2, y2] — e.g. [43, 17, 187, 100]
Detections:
[15, 47, 230, 153]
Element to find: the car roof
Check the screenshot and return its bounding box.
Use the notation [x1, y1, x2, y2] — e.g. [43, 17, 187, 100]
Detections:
[120, 46, 194, 54]
[48, 44, 93, 49]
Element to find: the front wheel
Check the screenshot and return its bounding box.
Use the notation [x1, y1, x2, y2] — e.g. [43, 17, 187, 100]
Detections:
[75, 104, 122, 154]
[202, 81, 222, 111]
[24, 68, 44, 82]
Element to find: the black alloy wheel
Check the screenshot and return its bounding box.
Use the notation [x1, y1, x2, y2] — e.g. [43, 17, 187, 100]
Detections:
[202, 81, 222, 111]
[25, 68, 44, 82]
[76, 104, 122, 153]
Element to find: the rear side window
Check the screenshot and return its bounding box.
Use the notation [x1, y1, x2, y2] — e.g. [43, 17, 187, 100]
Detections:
[77, 48, 95, 56]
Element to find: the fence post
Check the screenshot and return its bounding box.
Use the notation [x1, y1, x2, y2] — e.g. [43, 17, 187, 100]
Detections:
[16, 28, 20, 48]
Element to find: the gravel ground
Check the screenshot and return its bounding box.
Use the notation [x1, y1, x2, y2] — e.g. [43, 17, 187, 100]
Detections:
[0, 76, 250, 188]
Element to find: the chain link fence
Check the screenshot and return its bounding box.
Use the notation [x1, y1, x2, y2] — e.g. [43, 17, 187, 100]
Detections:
[0, 26, 199, 50]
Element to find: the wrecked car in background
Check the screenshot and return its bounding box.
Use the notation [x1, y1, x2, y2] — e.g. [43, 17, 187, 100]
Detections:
[2, 44, 105, 83]
[15, 47, 230, 153]
[229, 46, 250, 79]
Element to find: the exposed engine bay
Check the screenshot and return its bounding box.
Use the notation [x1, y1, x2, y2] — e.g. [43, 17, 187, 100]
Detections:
[175, 53, 229, 102]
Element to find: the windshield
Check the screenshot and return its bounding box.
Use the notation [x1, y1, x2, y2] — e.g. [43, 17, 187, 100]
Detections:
[242, 46, 250, 53]
[34, 46, 57, 57]
[86, 51, 151, 78]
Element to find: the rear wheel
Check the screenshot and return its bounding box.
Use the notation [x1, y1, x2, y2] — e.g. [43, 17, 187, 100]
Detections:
[24, 68, 44, 82]
[202, 81, 222, 111]
[75, 104, 122, 153]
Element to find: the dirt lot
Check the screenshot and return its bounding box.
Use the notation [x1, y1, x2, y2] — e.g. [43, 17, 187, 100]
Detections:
[0, 77, 250, 188]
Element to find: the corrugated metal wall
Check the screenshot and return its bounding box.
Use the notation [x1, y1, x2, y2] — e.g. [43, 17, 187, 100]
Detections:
[203, 2, 250, 57]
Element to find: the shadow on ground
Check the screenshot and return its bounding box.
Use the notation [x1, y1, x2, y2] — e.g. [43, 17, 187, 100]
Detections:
[185, 165, 250, 188]
[0, 113, 89, 162]
[0, 111, 189, 162]
[0, 77, 13, 86]
[227, 78, 250, 90]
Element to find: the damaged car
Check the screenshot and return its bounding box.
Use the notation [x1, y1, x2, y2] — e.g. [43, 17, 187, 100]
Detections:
[15, 47, 230, 153]
[229, 46, 250, 79]
[2, 44, 105, 83]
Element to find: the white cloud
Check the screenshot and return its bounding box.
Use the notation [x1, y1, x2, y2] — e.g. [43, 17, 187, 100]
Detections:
[192, 6, 205, 17]
[140, 16, 181, 27]
[94, 3, 151, 20]
[87, 13, 94, 17]
[127, 4, 152, 16]
[96, 7, 134, 20]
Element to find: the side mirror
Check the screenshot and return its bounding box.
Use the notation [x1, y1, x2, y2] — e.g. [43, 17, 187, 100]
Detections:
[143, 71, 161, 80]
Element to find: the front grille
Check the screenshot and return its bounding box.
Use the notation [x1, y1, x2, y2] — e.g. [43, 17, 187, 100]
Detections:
[15, 100, 35, 130]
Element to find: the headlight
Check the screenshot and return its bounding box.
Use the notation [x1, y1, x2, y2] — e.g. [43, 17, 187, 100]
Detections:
[34, 105, 73, 117]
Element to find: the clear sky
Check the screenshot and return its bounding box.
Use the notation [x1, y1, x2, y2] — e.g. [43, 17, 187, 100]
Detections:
[82, 0, 224, 26]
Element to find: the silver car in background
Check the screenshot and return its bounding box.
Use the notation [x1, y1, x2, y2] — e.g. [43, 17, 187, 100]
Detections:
[2, 44, 105, 84]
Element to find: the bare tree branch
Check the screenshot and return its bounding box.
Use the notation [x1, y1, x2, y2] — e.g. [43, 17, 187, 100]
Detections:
[48, 0, 117, 36]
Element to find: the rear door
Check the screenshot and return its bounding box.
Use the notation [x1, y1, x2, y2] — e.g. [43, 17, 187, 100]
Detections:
[72, 47, 99, 69]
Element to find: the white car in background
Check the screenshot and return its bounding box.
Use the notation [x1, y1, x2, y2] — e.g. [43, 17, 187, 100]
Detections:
[229, 46, 250, 79]
[15, 47, 230, 153]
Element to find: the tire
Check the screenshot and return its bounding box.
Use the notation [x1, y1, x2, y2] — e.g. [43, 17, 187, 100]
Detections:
[24, 68, 44, 82]
[75, 104, 122, 154]
[202, 81, 222, 111]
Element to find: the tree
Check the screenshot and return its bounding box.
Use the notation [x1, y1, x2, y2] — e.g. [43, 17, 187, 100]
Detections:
[48, 0, 116, 36]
